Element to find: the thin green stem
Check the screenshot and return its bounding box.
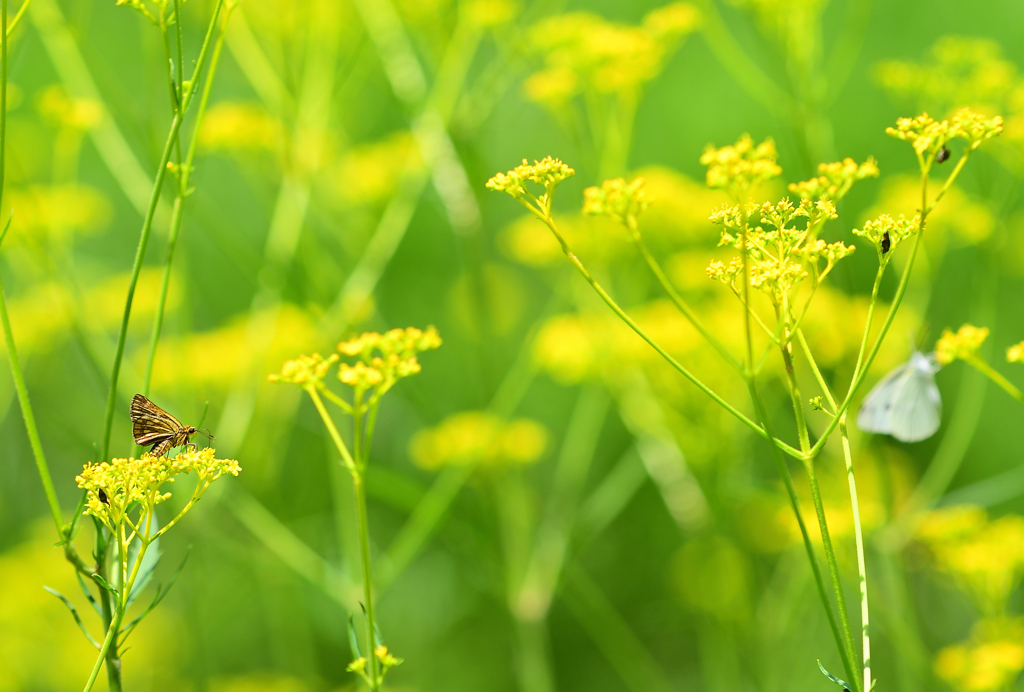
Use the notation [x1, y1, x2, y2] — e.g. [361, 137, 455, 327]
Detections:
[809, 177, 930, 458]
[99, 0, 225, 463]
[966, 356, 1024, 404]
[631, 230, 743, 373]
[307, 387, 357, 473]
[354, 473, 380, 690]
[840, 415, 871, 691]
[782, 330, 860, 690]
[745, 380, 856, 685]
[528, 205, 802, 460]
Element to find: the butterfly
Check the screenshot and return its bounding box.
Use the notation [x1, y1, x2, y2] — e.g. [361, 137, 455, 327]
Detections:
[130, 394, 213, 457]
[857, 351, 941, 443]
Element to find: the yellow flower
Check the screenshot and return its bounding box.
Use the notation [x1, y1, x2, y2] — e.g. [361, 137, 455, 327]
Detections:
[887, 109, 1002, 161]
[199, 102, 284, 155]
[486, 157, 575, 199]
[1006, 341, 1024, 363]
[36, 85, 103, 131]
[700, 134, 781, 193]
[852, 212, 920, 259]
[409, 412, 548, 470]
[583, 177, 650, 230]
[935, 324, 990, 365]
[935, 618, 1024, 692]
[268, 352, 340, 387]
[76, 449, 240, 531]
[332, 131, 423, 206]
[788, 157, 879, 201]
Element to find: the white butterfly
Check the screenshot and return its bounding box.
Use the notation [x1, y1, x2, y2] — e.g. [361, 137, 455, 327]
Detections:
[857, 351, 941, 442]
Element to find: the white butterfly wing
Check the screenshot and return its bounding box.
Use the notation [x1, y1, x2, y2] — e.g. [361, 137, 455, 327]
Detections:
[857, 362, 913, 435]
[887, 366, 941, 442]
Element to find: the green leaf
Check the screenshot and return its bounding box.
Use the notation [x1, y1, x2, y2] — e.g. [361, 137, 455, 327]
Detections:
[347, 614, 362, 660]
[118, 546, 191, 646]
[91, 572, 119, 600]
[44, 586, 101, 648]
[76, 572, 103, 618]
[818, 660, 852, 692]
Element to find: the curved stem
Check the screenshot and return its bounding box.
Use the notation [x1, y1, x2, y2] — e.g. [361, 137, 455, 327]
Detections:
[632, 232, 743, 373]
[529, 206, 802, 460]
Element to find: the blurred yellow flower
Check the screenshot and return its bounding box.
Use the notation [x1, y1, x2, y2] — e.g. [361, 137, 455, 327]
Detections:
[935, 324, 990, 365]
[1, 184, 112, 246]
[917, 506, 1024, 614]
[333, 132, 423, 206]
[35, 85, 103, 131]
[199, 102, 284, 155]
[935, 618, 1024, 692]
[410, 411, 548, 470]
[670, 535, 750, 621]
[142, 304, 320, 391]
[875, 36, 1018, 116]
[1006, 341, 1024, 363]
[700, 134, 781, 193]
[583, 177, 650, 231]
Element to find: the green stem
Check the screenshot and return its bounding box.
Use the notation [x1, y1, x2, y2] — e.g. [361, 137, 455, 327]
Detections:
[354, 473, 380, 690]
[307, 387, 357, 473]
[745, 380, 856, 686]
[840, 415, 871, 692]
[529, 206, 802, 460]
[98, 0, 225, 463]
[966, 356, 1024, 404]
[809, 176, 930, 458]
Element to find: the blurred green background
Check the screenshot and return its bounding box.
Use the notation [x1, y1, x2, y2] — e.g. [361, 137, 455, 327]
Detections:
[2, 0, 1024, 690]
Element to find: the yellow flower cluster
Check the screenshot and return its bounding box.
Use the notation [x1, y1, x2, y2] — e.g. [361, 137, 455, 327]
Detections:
[852, 212, 920, 260]
[935, 324, 990, 365]
[788, 157, 880, 201]
[886, 109, 1003, 160]
[707, 198, 852, 299]
[409, 412, 548, 471]
[76, 449, 241, 532]
[917, 505, 1024, 614]
[268, 352, 340, 388]
[271, 328, 442, 396]
[336, 326, 442, 394]
[1006, 341, 1024, 364]
[935, 618, 1024, 692]
[523, 4, 699, 105]
[486, 157, 575, 200]
[582, 177, 650, 230]
[700, 134, 781, 193]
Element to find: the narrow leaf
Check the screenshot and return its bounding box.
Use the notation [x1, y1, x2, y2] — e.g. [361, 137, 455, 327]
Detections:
[817, 660, 851, 692]
[347, 615, 362, 660]
[91, 572, 119, 600]
[44, 586, 100, 648]
[76, 572, 103, 618]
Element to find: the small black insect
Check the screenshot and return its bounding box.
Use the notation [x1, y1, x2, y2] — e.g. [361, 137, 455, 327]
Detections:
[98, 488, 109, 505]
[936, 145, 951, 164]
[881, 231, 891, 255]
